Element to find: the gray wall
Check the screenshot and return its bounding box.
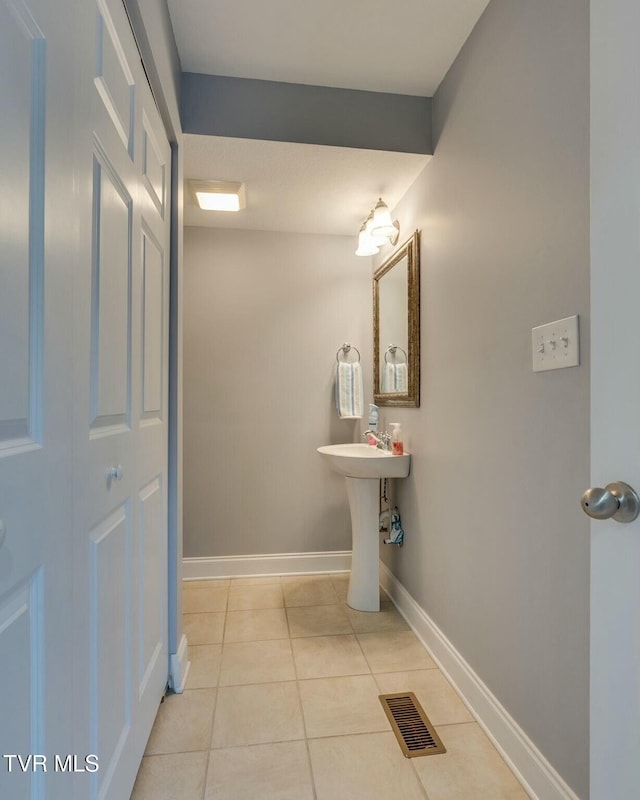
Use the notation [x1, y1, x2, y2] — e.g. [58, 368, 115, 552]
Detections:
[181, 73, 432, 154]
[183, 227, 373, 558]
[379, 0, 590, 796]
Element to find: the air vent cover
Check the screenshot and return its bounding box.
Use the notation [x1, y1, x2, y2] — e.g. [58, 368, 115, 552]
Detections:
[379, 692, 446, 758]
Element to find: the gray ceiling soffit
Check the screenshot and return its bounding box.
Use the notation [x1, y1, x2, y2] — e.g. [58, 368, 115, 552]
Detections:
[181, 73, 433, 155]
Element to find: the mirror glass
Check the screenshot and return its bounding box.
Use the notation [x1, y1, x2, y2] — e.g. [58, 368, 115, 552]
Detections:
[373, 230, 420, 407]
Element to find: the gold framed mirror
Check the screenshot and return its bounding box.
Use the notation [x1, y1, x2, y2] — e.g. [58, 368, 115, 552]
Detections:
[373, 230, 420, 407]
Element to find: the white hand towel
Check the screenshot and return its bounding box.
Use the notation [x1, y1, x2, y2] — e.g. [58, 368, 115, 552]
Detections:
[335, 361, 363, 418]
[383, 362, 408, 393]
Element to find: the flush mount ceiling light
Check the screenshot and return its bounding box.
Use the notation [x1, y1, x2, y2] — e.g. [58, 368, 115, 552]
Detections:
[190, 180, 246, 211]
[355, 197, 400, 256]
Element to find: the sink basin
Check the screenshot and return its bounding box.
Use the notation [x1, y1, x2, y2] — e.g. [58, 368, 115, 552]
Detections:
[317, 443, 410, 479]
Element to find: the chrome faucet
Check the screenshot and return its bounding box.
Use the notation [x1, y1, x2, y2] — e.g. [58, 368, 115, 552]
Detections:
[363, 430, 391, 450]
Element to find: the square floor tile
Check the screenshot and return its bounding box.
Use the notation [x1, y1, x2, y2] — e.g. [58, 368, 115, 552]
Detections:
[298, 674, 390, 738]
[357, 630, 436, 672]
[218, 639, 296, 686]
[283, 576, 340, 607]
[230, 576, 283, 586]
[374, 669, 474, 726]
[183, 585, 229, 614]
[183, 579, 230, 590]
[212, 681, 304, 748]
[346, 601, 409, 634]
[227, 583, 284, 610]
[145, 689, 216, 755]
[292, 634, 370, 679]
[184, 612, 226, 645]
[224, 608, 289, 643]
[330, 575, 350, 601]
[187, 645, 223, 689]
[287, 604, 352, 638]
[412, 722, 529, 800]
[308, 732, 426, 800]
[206, 741, 314, 800]
[131, 751, 208, 800]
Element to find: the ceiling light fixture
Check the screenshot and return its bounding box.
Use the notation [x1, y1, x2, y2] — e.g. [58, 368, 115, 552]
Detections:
[190, 180, 246, 212]
[356, 197, 400, 256]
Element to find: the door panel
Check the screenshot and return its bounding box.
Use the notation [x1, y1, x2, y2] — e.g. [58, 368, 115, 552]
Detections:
[0, 577, 44, 799]
[137, 476, 165, 696]
[90, 148, 133, 432]
[0, 0, 45, 448]
[94, 0, 134, 154]
[89, 505, 132, 800]
[141, 227, 164, 422]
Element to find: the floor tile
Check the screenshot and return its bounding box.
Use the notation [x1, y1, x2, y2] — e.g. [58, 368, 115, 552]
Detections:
[286, 604, 352, 637]
[298, 674, 390, 738]
[357, 630, 436, 672]
[412, 722, 529, 800]
[230, 576, 283, 586]
[330, 575, 350, 601]
[186, 645, 222, 689]
[184, 579, 230, 590]
[283, 576, 340, 607]
[308, 732, 427, 800]
[227, 583, 284, 610]
[183, 584, 229, 614]
[374, 669, 474, 726]
[224, 608, 289, 642]
[205, 741, 314, 800]
[292, 634, 370, 679]
[145, 689, 216, 755]
[131, 751, 208, 800]
[211, 681, 304, 748]
[346, 601, 410, 634]
[183, 612, 226, 645]
[218, 639, 296, 686]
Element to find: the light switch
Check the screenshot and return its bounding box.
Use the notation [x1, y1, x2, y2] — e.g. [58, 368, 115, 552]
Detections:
[532, 315, 579, 372]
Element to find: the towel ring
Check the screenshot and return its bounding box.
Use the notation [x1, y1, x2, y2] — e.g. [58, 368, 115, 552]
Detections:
[384, 344, 408, 364]
[336, 343, 361, 363]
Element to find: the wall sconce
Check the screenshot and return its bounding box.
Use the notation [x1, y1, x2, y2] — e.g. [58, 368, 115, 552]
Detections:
[355, 198, 400, 256]
[189, 180, 246, 211]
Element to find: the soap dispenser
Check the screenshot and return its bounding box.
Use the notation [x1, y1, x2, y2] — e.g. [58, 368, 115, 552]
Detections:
[389, 423, 404, 455]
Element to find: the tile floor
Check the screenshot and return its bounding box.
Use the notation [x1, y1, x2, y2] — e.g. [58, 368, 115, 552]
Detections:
[130, 574, 530, 800]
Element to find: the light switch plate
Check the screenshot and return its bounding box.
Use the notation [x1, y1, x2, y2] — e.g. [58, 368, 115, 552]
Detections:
[532, 315, 579, 372]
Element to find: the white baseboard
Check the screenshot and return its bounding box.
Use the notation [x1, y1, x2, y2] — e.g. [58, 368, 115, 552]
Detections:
[168, 634, 190, 694]
[379, 562, 581, 800]
[183, 550, 351, 580]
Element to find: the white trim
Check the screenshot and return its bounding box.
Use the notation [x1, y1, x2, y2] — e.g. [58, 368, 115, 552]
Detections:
[379, 562, 581, 800]
[183, 550, 351, 580]
[168, 634, 190, 694]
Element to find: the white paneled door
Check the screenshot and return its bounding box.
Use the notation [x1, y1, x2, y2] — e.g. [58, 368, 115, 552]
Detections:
[0, 1, 76, 798]
[72, 1, 171, 798]
[0, 0, 172, 798]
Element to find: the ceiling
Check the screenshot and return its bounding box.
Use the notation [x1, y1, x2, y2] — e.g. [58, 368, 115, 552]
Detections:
[167, 0, 490, 96]
[184, 135, 430, 236]
[169, 1, 490, 235]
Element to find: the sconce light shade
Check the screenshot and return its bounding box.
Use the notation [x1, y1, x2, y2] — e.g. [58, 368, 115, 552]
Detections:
[355, 197, 401, 256]
[364, 210, 388, 247]
[190, 180, 246, 211]
[370, 198, 399, 242]
[355, 224, 380, 257]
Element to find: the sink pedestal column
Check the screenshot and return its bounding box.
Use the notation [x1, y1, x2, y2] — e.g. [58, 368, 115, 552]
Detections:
[345, 477, 381, 612]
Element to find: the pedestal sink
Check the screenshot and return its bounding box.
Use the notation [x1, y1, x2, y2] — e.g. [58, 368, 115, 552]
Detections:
[317, 444, 410, 612]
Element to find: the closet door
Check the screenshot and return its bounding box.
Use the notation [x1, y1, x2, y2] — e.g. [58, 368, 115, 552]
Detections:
[72, 1, 171, 797]
[0, 1, 78, 798]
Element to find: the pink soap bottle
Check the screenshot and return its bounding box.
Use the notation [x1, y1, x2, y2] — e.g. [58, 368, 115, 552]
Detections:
[390, 423, 404, 455]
